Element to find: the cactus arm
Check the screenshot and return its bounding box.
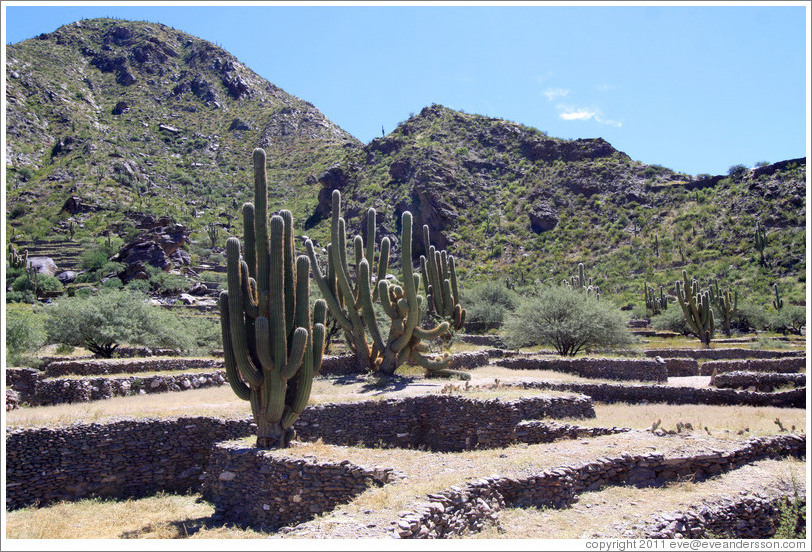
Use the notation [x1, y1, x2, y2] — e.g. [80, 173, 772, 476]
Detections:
[413, 321, 450, 341]
[242, 203, 256, 280]
[374, 237, 390, 302]
[282, 210, 296, 335]
[225, 238, 263, 387]
[365, 208, 376, 277]
[281, 327, 308, 380]
[268, 216, 288, 373]
[358, 260, 386, 354]
[305, 239, 353, 331]
[219, 291, 252, 401]
[253, 149, 271, 301]
[449, 256, 460, 306]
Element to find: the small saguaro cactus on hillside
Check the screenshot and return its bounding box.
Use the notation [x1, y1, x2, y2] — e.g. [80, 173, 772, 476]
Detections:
[772, 283, 784, 310]
[563, 262, 600, 299]
[306, 190, 469, 379]
[709, 280, 737, 337]
[675, 270, 714, 347]
[419, 224, 466, 330]
[218, 148, 326, 449]
[754, 220, 768, 266]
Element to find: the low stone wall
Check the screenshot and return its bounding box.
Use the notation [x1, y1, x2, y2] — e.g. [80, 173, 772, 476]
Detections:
[6, 394, 593, 510]
[639, 493, 806, 539]
[700, 357, 806, 376]
[295, 394, 595, 452]
[505, 381, 806, 408]
[645, 348, 800, 361]
[498, 357, 668, 382]
[447, 351, 491, 371]
[43, 357, 224, 377]
[456, 334, 504, 347]
[712, 371, 807, 392]
[30, 372, 228, 406]
[200, 442, 402, 530]
[396, 434, 806, 538]
[317, 354, 360, 377]
[512, 421, 631, 444]
[662, 358, 699, 377]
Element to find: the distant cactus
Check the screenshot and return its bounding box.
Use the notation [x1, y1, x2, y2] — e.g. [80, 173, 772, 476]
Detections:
[206, 222, 221, 248]
[709, 280, 737, 337]
[306, 190, 469, 379]
[644, 282, 668, 315]
[218, 148, 326, 449]
[675, 270, 714, 347]
[7, 244, 28, 269]
[565, 262, 600, 299]
[772, 283, 784, 310]
[652, 235, 659, 257]
[754, 220, 768, 266]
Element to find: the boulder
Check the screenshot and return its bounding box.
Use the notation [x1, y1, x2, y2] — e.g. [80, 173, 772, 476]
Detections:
[26, 257, 58, 277]
[55, 270, 77, 284]
[169, 248, 191, 267]
[111, 241, 170, 282]
[528, 200, 558, 233]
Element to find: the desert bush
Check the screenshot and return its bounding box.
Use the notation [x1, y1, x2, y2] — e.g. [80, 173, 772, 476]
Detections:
[731, 302, 770, 333]
[650, 306, 692, 335]
[502, 285, 633, 355]
[6, 307, 45, 366]
[44, 289, 194, 357]
[769, 306, 806, 336]
[11, 273, 63, 295]
[463, 280, 518, 327]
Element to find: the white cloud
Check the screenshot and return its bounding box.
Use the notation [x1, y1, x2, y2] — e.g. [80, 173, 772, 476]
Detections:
[558, 107, 596, 121]
[556, 105, 621, 127]
[543, 87, 569, 101]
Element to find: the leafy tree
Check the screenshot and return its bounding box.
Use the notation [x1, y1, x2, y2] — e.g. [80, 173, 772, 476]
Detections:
[502, 285, 633, 356]
[650, 306, 693, 336]
[769, 306, 806, 336]
[44, 289, 193, 357]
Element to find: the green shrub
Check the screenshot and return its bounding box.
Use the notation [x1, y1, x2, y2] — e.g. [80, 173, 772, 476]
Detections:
[650, 306, 692, 335]
[44, 289, 194, 357]
[769, 306, 806, 335]
[502, 285, 633, 355]
[11, 273, 63, 295]
[463, 280, 518, 326]
[6, 308, 45, 365]
[731, 302, 769, 333]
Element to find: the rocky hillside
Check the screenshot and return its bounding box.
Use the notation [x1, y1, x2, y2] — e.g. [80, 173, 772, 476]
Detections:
[308, 104, 806, 305]
[5, 19, 806, 307]
[6, 18, 360, 241]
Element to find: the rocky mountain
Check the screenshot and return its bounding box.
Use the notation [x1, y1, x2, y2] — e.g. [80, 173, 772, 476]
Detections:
[5, 19, 806, 306]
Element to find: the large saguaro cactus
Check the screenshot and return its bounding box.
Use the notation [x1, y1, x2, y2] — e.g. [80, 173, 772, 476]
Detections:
[709, 280, 737, 337]
[675, 270, 714, 347]
[306, 190, 468, 378]
[219, 148, 326, 449]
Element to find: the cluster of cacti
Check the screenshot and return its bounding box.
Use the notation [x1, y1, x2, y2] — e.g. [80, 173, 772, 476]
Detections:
[644, 282, 668, 315]
[306, 189, 469, 379]
[562, 262, 600, 299]
[772, 283, 783, 310]
[709, 280, 737, 337]
[7, 243, 28, 269]
[218, 148, 326, 449]
[675, 270, 715, 347]
[754, 220, 768, 266]
[419, 224, 465, 330]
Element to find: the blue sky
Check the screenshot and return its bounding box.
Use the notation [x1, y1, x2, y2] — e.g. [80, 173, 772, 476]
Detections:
[2, 2, 809, 176]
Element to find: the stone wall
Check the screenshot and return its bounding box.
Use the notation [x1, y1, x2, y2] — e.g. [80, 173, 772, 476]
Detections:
[498, 357, 668, 382]
[200, 442, 403, 530]
[638, 493, 805, 539]
[6, 417, 255, 510]
[447, 351, 491, 371]
[661, 358, 699, 377]
[43, 357, 224, 377]
[645, 348, 800, 361]
[512, 421, 631, 444]
[700, 357, 806, 376]
[6, 394, 593, 510]
[456, 334, 505, 347]
[395, 434, 806, 538]
[712, 371, 807, 392]
[295, 394, 596, 452]
[506, 381, 806, 408]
